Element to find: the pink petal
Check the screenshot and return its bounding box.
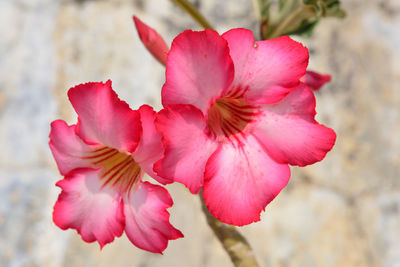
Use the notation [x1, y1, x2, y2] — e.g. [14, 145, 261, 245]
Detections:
[53, 168, 125, 248]
[132, 105, 169, 184]
[301, 70, 331, 91]
[262, 82, 317, 121]
[133, 16, 169, 66]
[203, 135, 290, 226]
[222, 28, 309, 104]
[253, 84, 336, 166]
[162, 29, 234, 113]
[154, 104, 218, 194]
[49, 120, 94, 175]
[68, 80, 141, 153]
[123, 181, 183, 253]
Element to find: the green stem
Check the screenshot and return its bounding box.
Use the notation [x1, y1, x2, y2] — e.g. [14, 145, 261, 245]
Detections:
[170, 0, 215, 30]
[266, 5, 316, 39]
[253, 0, 271, 20]
[267, 7, 304, 39]
[200, 193, 260, 267]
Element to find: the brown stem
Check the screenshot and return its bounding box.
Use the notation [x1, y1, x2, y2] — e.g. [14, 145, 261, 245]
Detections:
[199, 193, 260, 267]
[170, 0, 215, 30]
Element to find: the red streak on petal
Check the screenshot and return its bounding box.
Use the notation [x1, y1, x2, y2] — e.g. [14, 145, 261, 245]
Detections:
[81, 147, 114, 159]
[207, 95, 258, 144]
[84, 146, 142, 193]
[92, 150, 120, 165]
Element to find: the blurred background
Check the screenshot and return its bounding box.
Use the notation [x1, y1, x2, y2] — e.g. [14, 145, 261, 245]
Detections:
[0, 0, 399, 266]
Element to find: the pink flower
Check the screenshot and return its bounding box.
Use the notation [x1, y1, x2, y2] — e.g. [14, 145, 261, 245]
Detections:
[154, 29, 336, 226]
[133, 16, 169, 66]
[49, 81, 182, 253]
[301, 70, 331, 91]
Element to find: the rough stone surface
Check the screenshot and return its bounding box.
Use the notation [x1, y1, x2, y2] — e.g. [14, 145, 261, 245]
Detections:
[0, 0, 399, 266]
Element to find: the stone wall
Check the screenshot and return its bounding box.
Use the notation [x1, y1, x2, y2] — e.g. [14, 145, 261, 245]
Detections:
[0, 0, 399, 266]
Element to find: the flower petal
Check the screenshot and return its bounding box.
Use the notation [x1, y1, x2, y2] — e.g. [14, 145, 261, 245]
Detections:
[68, 80, 141, 152]
[132, 105, 169, 184]
[53, 168, 125, 248]
[222, 28, 309, 104]
[133, 16, 169, 66]
[301, 70, 331, 91]
[49, 120, 94, 175]
[162, 29, 234, 113]
[253, 84, 336, 166]
[154, 104, 218, 194]
[203, 135, 290, 226]
[123, 181, 183, 253]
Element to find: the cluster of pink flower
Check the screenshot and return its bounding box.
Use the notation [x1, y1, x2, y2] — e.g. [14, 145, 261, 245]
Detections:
[49, 17, 336, 253]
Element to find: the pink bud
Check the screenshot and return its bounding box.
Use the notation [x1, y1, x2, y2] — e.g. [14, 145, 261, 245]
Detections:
[301, 70, 332, 91]
[133, 16, 169, 66]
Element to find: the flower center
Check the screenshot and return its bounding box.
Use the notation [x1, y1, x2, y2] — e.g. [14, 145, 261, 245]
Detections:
[207, 97, 257, 141]
[83, 146, 141, 193]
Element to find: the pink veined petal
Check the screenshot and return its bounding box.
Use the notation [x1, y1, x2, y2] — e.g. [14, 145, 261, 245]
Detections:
[222, 28, 309, 104]
[133, 16, 169, 66]
[301, 70, 331, 91]
[49, 120, 94, 175]
[162, 29, 234, 113]
[253, 84, 336, 166]
[132, 105, 170, 185]
[68, 80, 141, 153]
[154, 104, 219, 194]
[123, 181, 183, 254]
[53, 168, 125, 248]
[203, 135, 290, 226]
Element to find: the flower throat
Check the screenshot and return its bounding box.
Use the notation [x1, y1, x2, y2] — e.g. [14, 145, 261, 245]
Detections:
[82, 146, 141, 193]
[207, 96, 258, 141]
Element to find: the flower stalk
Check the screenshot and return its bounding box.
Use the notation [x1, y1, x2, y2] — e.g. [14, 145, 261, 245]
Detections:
[200, 192, 260, 267]
[170, 0, 215, 30]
